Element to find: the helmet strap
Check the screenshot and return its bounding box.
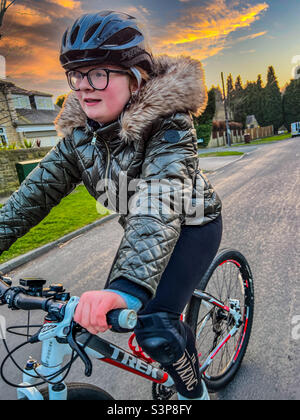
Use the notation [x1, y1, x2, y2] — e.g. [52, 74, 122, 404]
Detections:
[130, 67, 142, 90]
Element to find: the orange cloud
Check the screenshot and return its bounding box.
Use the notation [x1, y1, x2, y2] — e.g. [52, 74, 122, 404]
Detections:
[151, 0, 269, 60]
[4, 39, 62, 82]
[9, 5, 52, 27]
[234, 31, 268, 43]
[48, 0, 81, 10]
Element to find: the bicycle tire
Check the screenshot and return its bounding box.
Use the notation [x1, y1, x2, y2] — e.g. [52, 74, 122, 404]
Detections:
[185, 248, 254, 392]
[21, 382, 115, 400]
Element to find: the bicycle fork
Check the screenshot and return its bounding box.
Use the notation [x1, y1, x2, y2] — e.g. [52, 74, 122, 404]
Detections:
[17, 338, 72, 400]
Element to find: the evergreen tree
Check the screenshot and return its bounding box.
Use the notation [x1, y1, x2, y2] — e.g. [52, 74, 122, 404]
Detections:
[235, 75, 243, 92]
[242, 77, 264, 126]
[255, 74, 264, 126]
[232, 75, 247, 126]
[196, 87, 216, 124]
[282, 78, 300, 130]
[226, 74, 234, 119]
[261, 66, 283, 132]
[244, 81, 258, 118]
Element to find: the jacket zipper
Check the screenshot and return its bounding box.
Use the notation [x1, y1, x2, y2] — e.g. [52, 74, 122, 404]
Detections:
[91, 132, 97, 145]
[102, 137, 116, 211]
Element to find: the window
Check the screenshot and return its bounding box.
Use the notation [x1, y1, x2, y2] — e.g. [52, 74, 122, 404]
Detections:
[11, 94, 31, 109]
[0, 127, 8, 146]
[34, 96, 55, 110]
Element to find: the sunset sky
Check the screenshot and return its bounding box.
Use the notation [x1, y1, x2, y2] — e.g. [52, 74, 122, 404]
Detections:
[1, 0, 300, 101]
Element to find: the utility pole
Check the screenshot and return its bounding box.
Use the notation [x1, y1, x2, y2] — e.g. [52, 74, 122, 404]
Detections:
[221, 72, 231, 147]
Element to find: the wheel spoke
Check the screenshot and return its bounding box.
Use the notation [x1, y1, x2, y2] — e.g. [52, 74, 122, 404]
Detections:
[189, 251, 254, 388]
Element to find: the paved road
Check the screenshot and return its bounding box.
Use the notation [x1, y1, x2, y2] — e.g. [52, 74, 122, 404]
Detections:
[0, 138, 299, 400]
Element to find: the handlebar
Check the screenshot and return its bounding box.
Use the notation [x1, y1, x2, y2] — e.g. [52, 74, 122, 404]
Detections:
[0, 276, 137, 378]
[0, 277, 137, 332]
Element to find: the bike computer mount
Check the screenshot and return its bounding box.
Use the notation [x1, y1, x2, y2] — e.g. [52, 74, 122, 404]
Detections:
[19, 277, 70, 301]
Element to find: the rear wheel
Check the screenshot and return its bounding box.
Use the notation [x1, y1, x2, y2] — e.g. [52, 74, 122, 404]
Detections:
[185, 249, 254, 391]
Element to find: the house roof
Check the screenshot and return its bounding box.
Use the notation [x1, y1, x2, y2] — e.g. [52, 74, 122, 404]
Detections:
[246, 115, 258, 126]
[0, 79, 61, 127]
[0, 79, 52, 97]
[16, 106, 61, 126]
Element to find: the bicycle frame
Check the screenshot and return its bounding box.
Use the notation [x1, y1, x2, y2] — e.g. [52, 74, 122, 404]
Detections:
[15, 289, 242, 401]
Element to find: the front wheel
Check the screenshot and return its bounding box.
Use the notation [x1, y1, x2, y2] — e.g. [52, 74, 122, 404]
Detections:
[185, 248, 254, 392]
[22, 383, 114, 400]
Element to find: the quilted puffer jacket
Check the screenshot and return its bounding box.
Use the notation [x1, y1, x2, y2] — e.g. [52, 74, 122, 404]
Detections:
[0, 55, 222, 296]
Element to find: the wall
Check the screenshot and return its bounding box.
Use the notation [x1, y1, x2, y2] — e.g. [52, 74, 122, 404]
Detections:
[0, 147, 52, 197]
[207, 130, 245, 148]
[207, 125, 275, 147]
[0, 90, 23, 147]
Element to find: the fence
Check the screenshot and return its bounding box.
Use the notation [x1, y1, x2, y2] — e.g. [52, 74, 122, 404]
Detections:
[207, 125, 274, 147]
[208, 129, 245, 148]
[245, 125, 274, 140]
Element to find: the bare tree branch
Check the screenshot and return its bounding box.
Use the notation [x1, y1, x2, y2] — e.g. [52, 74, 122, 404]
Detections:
[0, 0, 17, 34]
[6, 0, 17, 10]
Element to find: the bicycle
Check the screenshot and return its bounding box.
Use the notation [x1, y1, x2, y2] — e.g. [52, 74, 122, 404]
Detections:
[0, 247, 254, 400]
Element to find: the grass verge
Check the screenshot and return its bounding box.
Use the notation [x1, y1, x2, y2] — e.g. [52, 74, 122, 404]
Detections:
[0, 185, 110, 264]
[198, 151, 244, 158]
[238, 133, 291, 146]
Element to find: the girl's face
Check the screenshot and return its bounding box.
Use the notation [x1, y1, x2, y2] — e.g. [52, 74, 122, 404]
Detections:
[74, 64, 133, 125]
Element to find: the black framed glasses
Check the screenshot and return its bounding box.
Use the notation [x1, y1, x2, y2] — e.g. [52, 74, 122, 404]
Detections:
[66, 68, 130, 91]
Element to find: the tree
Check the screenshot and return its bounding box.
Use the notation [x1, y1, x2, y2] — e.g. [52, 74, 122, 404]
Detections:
[56, 94, 67, 108]
[242, 77, 264, 126]
[195, 87, 216, 125]
[235, 75, 243, 92]
[255, 74, 264, 125]
[0, 1, 17, 38]
[231, 75, 247, 126]
[226, 73, 234, 119]
[193, 87, 216, 147]
[282, 79, 300, 130]
[261, 66, 283, 132]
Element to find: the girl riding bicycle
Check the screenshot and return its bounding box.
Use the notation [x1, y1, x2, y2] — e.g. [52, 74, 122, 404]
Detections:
[0, 11, 222, 400]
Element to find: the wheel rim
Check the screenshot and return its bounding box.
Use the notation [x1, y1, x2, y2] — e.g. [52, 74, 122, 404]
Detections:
[195, 259, 250, 380]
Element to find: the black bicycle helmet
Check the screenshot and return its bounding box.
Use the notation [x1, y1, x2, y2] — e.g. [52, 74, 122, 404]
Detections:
[60, 10, 154, 73]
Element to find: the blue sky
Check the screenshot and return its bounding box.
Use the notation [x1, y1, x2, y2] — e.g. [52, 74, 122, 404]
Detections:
[0, 0, 299, 98]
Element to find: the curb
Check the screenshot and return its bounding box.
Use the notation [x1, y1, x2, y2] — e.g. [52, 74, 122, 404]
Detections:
[199, 152, 249, 173]
[0, 213, 119, 275]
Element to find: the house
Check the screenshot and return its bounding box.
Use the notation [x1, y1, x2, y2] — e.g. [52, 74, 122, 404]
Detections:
[212, 87, 234, 122]
[0, 79, 61, 147]
[278, 124, 288, 134]
[246, 115, 259, 129]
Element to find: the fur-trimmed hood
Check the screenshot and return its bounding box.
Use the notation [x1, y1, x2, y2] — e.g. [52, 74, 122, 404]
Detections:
[54, 55, 208, 143]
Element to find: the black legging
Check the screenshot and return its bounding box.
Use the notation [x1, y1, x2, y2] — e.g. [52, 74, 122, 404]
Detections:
[140, 214, 223, 398]
[142, 214, 223, 316]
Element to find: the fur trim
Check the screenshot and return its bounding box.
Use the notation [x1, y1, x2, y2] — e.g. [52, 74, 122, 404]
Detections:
[54, 55, 208, 142]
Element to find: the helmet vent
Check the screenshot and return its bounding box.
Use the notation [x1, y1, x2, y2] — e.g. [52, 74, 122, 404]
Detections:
[104, 28, 138, 47]
[84, 23, 101, 43]
[62, 30, 68, 47]
[70, 25, 80, 45]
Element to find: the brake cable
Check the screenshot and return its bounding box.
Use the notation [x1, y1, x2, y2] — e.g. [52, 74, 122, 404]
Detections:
[0, 336, 79, 388]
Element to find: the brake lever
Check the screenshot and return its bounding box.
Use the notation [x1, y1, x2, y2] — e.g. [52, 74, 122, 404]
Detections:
[66, 321, 93, 377]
